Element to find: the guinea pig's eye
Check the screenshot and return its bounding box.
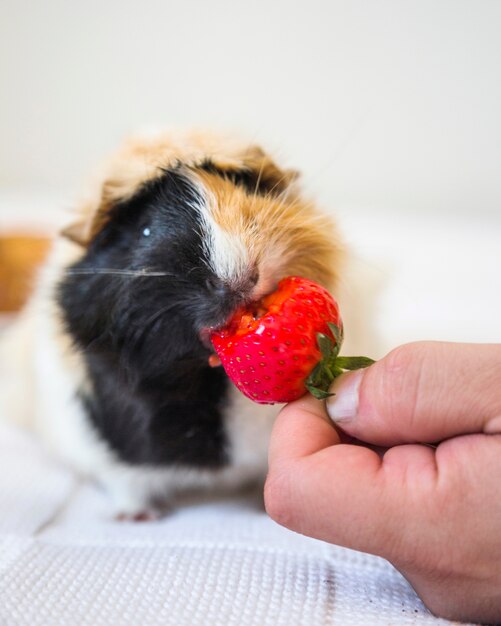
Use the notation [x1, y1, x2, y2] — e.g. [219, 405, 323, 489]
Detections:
[142, 227, 151, 237]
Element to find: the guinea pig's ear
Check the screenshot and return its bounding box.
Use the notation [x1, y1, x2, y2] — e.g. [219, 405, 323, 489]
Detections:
[208, 144, 299, 196]
[61, 220, 89, 246]
[60, 200, 96, 247]
[60, 172, 126, 247]
[60, 193, 113, 247]
[240, 145, 299, 194]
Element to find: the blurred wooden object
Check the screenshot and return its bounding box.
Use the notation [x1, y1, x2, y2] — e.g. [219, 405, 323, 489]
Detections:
[0, 235, 51, 312]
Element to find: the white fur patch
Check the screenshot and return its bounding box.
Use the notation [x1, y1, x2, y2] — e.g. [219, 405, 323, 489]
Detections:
[190, 187, 250, 286]
[223, 386, 279, 479]
[207, 220, 249, 283]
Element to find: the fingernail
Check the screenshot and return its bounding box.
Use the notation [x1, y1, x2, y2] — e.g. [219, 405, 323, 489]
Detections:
[325, 369, 364, 423]
[484, 415, 501, 434]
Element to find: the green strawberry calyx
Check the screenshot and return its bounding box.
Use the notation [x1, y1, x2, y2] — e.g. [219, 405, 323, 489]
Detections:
[305, 323, 375, 400]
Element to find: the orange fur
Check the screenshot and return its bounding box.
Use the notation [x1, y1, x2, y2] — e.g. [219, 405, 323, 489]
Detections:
[193, 170, 341, 290]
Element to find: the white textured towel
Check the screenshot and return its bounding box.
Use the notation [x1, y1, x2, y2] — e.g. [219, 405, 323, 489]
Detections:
[0, 421, 474, 626]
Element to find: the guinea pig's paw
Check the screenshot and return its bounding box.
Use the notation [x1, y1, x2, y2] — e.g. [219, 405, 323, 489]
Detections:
[112, 497, 173, 522]
[102, 471, 173, 522]
[115, 508, 163, 523]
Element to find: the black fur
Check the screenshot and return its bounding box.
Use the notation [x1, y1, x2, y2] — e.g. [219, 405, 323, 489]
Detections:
[199, 159, 282, 196]
[58, 169, 249, 468]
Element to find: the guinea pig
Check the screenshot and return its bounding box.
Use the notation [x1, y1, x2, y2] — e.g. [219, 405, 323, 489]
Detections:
[0, 129, 343, 519]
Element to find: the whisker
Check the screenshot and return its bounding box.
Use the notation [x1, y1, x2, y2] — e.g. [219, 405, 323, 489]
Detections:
[65, 268, 175, 278]
[250, 155, 266, 210]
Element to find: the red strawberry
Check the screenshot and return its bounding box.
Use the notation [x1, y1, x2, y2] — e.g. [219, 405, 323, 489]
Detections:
[210, 276, 374, 404]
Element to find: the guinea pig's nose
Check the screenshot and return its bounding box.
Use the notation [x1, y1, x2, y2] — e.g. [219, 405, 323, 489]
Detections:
[248, 270, 259, 288]
[205, 272, 260, 305]
[205, 277, 231, 299]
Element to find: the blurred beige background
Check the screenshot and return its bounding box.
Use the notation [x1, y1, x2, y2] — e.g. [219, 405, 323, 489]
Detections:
[0, 0, 500, 350]
[1, 0, 500, 216]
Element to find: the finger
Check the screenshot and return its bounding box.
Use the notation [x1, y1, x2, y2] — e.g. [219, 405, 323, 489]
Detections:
[268, 393, 341, 465]
[266, 397, 382, 553]
[326, 341, 501, 446]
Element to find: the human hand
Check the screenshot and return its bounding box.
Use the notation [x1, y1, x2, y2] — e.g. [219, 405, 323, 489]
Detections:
[265, 342, 501, 623]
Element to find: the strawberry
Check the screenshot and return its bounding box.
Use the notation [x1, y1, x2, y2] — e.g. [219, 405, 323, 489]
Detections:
[210, 276, 374, 404]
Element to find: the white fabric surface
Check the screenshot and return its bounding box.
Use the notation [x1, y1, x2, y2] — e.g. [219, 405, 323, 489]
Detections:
[1, 202, 498, 626]
[0, 421, 472, 626]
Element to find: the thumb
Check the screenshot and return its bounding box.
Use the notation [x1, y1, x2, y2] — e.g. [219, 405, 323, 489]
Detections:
[326, 341, 501, 446]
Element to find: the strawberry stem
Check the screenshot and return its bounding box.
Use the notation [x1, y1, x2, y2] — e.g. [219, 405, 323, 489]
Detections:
[335, 356, 375, 370]
[305, 325, 375, 400]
